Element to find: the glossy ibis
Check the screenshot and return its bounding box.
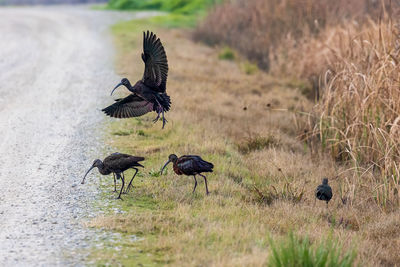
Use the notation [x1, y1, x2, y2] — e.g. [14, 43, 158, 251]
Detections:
[161, 154, 214, 195]
[81, 153, 145, 199]
[315, 178, 333, 208]
[103, 31, 171, 129]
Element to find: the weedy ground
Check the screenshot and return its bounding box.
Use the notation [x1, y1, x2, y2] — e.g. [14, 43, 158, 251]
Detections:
[86, 18, 400, 266]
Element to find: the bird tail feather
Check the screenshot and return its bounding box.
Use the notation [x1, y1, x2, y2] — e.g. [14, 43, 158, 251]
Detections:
[199, 160, 214, 172]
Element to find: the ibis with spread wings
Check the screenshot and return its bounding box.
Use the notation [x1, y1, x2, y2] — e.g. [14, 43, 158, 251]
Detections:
[103, 31, 171, 128]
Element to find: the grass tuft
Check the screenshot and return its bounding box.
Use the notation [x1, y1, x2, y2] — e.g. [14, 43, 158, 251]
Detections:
[218, 46, 235, 60]
[241, 61, 258, 75]
[268, 232, 357, 267]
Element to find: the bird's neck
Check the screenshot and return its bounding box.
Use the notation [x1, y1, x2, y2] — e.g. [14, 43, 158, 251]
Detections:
[126, 83, 133, 91]
[97, 162, 110, 175]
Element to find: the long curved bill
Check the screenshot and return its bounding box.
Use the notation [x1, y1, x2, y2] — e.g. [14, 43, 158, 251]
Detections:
[81, 166, 95, 184]
[110, 82, 123, 96]
[160, 160, 171, 175]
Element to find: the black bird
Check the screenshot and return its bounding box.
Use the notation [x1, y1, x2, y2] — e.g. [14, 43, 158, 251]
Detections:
[161, 154, 214, 195]
[103, 31, 170, 129]
[81, 153, 145, 199]
[315, 178, 333, 208]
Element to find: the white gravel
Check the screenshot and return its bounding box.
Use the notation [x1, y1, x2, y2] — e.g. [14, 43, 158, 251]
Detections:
[0, 6, 155, 266]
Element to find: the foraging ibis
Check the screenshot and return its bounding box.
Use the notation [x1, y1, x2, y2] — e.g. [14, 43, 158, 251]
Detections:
[103, 31, 171, 129]
[81, 153, 145, 199]
[161, 154, 214, 195]
[315, 178, 332, 208]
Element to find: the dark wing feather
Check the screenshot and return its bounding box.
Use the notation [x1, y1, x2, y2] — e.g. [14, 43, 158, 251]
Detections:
[102, 94, 153, 119]
[315, 185, 332, 201]
[141, 31, 168, 92]
[177, 155, 214, 174]
[177, 157, 196, 174]
[104, 153, 145, 171]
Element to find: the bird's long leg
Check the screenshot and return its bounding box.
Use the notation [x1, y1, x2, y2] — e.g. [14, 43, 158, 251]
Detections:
[116, 173, 124, 200]
[192, 175, 198, 194]
[154, 99, 167, 128]
[125, 168, 139, 193]
[113, 173, 117, 192]
[153, 100, 162, 123]
[153, 109, 161, 123]
[199, 174, 209, 195]
[161, 108, 168, 129]
[121, 172, 128, 194]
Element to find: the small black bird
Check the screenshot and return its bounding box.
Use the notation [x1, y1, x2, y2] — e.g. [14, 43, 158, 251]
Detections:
[103, 31, 170, 129]
[81, 153, 145, 199]
[161, 154, 214, 195]
[315, 178, 333, 208]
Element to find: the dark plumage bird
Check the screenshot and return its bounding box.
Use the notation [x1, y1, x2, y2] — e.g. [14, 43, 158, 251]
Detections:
[103, 31, 170, 129]
[161, 154, 214, 195]
[315, 178, 333, 207]
[81, 153, 145, 199]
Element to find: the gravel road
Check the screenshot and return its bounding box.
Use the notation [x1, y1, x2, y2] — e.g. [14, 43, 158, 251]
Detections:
[0, 6, 153, 266]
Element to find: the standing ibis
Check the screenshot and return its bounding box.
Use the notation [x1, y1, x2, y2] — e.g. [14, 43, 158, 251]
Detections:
[103, 31, 171, 129]
[81, 153, 145, 199]
[315, 178, 333, 208]
[161, 154, 214, 195]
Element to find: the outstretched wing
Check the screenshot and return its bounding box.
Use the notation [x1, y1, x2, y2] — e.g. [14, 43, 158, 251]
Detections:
[141, 31, 168, 92]
[102, 94, 153, 118]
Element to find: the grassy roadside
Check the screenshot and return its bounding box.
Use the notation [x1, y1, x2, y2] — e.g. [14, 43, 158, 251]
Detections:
[105, 0, 218, 28]
[85, 14, 399, 267]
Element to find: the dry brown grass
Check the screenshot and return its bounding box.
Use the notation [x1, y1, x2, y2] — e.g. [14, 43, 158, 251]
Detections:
[85, 19, 400, 266]
[314, 18, 400, 212]
[273, 13, 400, 213]
[194, 0, 400, 213]
[194, 0, 396, 72]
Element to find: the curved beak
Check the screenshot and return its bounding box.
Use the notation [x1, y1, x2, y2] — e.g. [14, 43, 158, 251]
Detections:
[110, 82, 123, 96]
[81, 165, 95, 184]
[160, 160, 171, 175]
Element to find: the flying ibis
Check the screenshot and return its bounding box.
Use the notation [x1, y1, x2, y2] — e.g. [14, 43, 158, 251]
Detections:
[103, 31, 171, 129]
[81, 153, 145, 199]
[315, 178, 333, 208]
[161, 154, 214, 195]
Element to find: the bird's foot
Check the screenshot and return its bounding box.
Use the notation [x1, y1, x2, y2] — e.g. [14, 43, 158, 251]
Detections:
[116, 196, 123, 200]
[125, 186, 133, 193]
[162, 117, 168, 129]
[153, 115, 160, 123]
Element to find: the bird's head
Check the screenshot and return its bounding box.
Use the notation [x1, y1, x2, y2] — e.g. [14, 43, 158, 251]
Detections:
[81, 159, 102, 184]
[92, 159, 103, 168]
[110, 78, 131, 96]
[168, 154, 178, 163]
[160, 154, 178, 175]
[322, 178, 329, 185]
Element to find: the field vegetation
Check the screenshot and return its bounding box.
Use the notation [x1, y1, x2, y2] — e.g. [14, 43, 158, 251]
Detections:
[87, 0, 400, 265]
[107, 0, 219, 27]
[196, 0, 400, 212]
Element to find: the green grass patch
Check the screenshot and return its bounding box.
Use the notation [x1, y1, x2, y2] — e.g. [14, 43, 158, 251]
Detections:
[242, 61, 259, 75]
[107, 0, 221, 28]
[218, 46, 235, 60]
[107, 0, 216, 14]
[268, 232, 357, 267]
